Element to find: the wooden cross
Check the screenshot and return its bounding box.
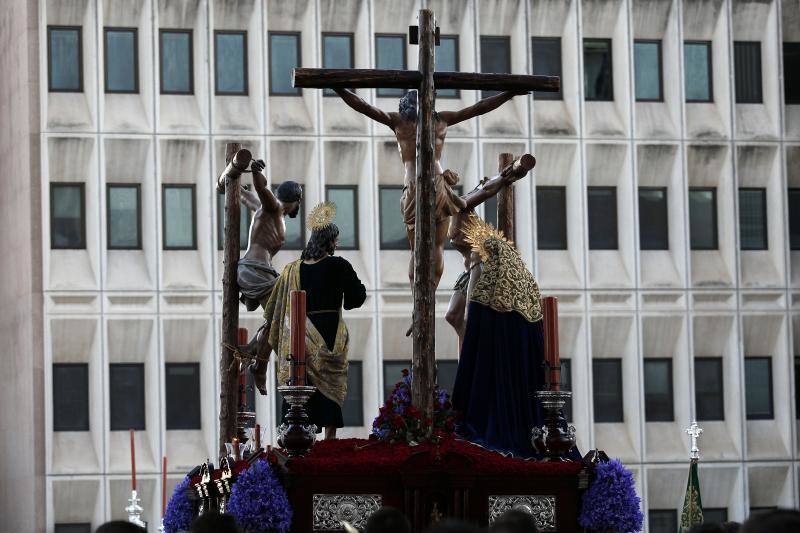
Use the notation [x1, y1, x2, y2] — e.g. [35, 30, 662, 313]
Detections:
[293, 9, 559, 419]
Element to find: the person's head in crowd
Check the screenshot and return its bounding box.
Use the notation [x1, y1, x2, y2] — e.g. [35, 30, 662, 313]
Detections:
[688, 524, 726, 533]
[190, 512, 242, 533]
[740, 509, 800, 533]
[364, 506, 412, 533]
[721, 522, 742, 533]
[95, 522, 146, 533]
[489, 509, 539, 533]
[425, 519, 483, 533]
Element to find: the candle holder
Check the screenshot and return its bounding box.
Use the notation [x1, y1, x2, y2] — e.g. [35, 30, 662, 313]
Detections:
[276, 385, 318, 457]
[236, 410, 257, 443]
[214, 457, 235, 514]
[125, 489, 146, 527]
[192, 462, 217, 515]
[532, 389, 577, 461]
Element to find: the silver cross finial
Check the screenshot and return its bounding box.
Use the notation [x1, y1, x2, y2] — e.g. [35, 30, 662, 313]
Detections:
[686, 421, 703, 461]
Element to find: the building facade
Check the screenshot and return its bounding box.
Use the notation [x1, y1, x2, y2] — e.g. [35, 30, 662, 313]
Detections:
[1, 0, 800, 530]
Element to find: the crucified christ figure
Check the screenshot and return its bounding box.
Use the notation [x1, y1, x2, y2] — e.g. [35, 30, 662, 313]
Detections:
[334, 88, 526, 290]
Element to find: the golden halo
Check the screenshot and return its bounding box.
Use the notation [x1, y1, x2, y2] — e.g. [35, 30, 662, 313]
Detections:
[307, 201, 337, 230]
[462, 214, 514, 262]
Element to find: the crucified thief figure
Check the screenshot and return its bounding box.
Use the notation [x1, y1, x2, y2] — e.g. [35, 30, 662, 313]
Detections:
[218, 159, 302, 394]
[334, 88, 526, 290]
[445, 154, 535, 347]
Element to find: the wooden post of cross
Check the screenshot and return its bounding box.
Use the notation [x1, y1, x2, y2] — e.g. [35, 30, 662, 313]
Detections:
[497, 153, 516, 242]
[292, 8, 560, 420]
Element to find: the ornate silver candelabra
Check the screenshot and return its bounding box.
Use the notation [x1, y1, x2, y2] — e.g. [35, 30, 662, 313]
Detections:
[125, 489, 146, 527]
[277, 385, 318, 457]
[532, 389, 577, 461]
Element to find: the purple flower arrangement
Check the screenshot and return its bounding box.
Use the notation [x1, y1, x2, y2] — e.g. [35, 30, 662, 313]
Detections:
[578, 459, 644, 532]
[372, 369, 457, 444]
[227, 459, 292, 533]
[163, 476, 193, 533]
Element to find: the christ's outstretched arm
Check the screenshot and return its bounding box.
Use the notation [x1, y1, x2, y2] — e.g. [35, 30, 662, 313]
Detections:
[334, 88, 396, 129]
[438, 91, 527, 127]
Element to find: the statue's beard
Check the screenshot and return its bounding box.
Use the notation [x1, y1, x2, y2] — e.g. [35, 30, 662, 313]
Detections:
[399, 104, 417, 122]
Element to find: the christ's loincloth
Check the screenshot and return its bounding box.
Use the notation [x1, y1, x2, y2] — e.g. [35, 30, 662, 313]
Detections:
[237, 258, 280, 311]
[401, 169, 462, 229]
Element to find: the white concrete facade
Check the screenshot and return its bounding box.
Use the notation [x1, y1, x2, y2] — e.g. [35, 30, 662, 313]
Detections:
[0, 0, 797, 530]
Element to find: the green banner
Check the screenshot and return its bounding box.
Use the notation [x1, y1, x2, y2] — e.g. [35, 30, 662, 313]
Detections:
[679, 459, 704, 532]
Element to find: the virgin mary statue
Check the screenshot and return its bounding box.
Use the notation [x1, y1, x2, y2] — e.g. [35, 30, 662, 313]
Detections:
[451, 215, 546, 458]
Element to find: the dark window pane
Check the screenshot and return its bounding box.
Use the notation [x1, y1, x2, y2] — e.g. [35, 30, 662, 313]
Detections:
[695, 357, 724, 421]
[343, 361, 363, 426]
[639, 187, 669, 250]
[216, 193, 250, 251]
[379, 186, 408, 249]
[644, 358, 674, 422]
[789, 189, 800, 250]
[739, 188, 768, 250]
[785, 43, 800, 104]
[160, 30, 192, 94]
[537, 186, 567, 249]
[485, 195, 498, 228]
[55, 524, 92, 533]
[745, 357, 773, 420]
[689, 188, 718, 250]
[326, 186, 358, 249]
[704, 508, 728, 524]
[649, 510, 677, 533]
[734, 41, 762, 104]
[105, 28, 137, 93]
[215, 32, 247, 95]
[53, 363, 89, 431]
[592, 359, 623, 423]
[50, 183, 85, 249]
[273, 185, 305, 249]
[531, 37, 562, 100]
[480, 36, 511, 98]
[49, 27, 82, 92]
[587, 186, 618, 250]
[269, 33, 300, 95]
[584, 39, 613, 101]
[750, 507, 778, 517]
[561, 359, 573, 421]
[322, 34, 353, 96]
[163, 185, 196, 250]
[634, 41, 662, 101]
[109, 363, 145, 431]
[437, 36, 459, 98]
[684, 41, 712, 102]
[383, 360, 411, 401]
[107, 185, 141, 249]
[437, 360, 458, 395]
[165, 363, 201, 430]
[375, 35, 405, 97]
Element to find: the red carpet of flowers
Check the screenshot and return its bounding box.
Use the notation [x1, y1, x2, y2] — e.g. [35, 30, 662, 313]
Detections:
[286, 438, 583, 476]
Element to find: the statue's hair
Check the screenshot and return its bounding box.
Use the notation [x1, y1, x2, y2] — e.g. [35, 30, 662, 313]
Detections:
[399, 90, 417, 122]
[275, 180, 302, 203]
[301, 223, 340, 261]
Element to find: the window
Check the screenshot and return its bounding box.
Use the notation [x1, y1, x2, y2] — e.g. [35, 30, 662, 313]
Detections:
[734, 41, 762, 104]
[638, 187, 668, 250]
[634, 40, 663, 101]
[383, 360, 410, 400]
[375, 34, 406, 97]
[750, 507, 778, 517]
[695, 357, 724, 421]
[165, 363, 201, 430]
[745, 357, 773, 420]
[162, 185, 196, 250]
[379, 186, 408, 250]
[160, 30, 193, 94]
[273, 185, 305, 249]
[739, 188, 768, 250]
[592, 359, 623, 423]
[437, 360, 458, 394]
[216, 193, 250, 251]
[437, 36, 460, 98]
[322, 33, 354, 96]
[268, 32, 300, 95]
[109, 363, 145, 431]
[215, 31, 247, 95]
[644, 358, 674, 422]
[107, 184, 141, 250]
[50, 183, 86, 249]
[795, 357, 800, 420]
[48, 26, 82, 92]
[484, 195, 498, 228]
[649, 510, 677, 533]
[104, 28, 138, 93]
[587, 187, 618, 250]
[684, 41, 713, 102]
[531, 37, 562, 100]
[789, 189, 800, 250]
[561, 359, 572, 421]
[326, 186, 358, 249]
[480, 36, 511, 98]
[53, 363, 89, 431]
[785, 43, 800, 104]
[689, 188, 718, 250]
[536, 186, 567, 250]
[583, 39, 613, 101]
[54, 525, 91, 533]
[343, 361, 363, 426]
[704, 508, 729, 524]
